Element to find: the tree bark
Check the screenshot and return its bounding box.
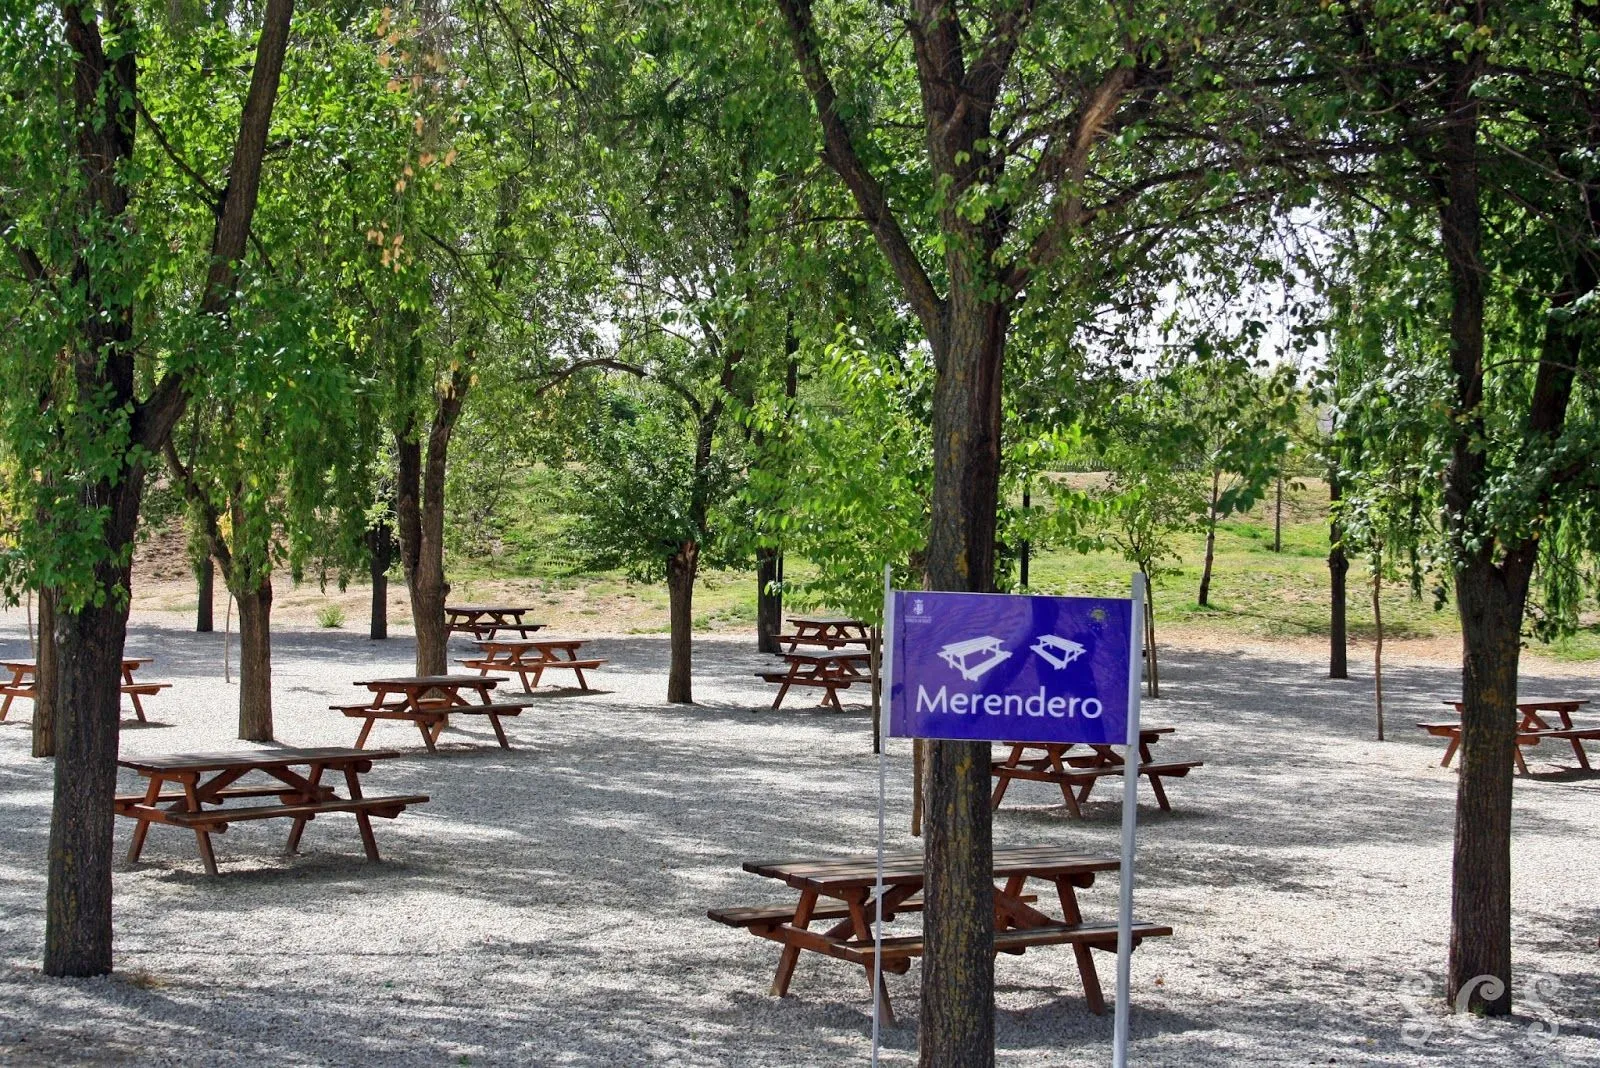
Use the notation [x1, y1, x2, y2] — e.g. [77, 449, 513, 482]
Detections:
[1327, 471, 1349, 680]
[919, 295, 1005, 1066]
[1197, 469, 1221, 606]
[1019, 484, 1031, 589]
[666, 541, 699, 704]
[755, 547, 782, 654]
[1273, 476, 1283, 552]
[369, 521, 392, 641]
[1144, 579, 1160, 699]
[395, 362, 467, 676]
[1372, 563, 1384, 741]
[47, 592, 133, 977]
[234, 576, 273, 742]
[33, 588, 57, 758]
[195, 556, 214, 632]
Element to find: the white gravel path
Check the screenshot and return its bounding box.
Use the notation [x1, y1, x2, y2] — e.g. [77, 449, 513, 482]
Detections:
[0, 611, 1596, 1066]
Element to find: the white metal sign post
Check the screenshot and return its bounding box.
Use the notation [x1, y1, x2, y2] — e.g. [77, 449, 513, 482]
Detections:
[1113, 572, 1146, 1067]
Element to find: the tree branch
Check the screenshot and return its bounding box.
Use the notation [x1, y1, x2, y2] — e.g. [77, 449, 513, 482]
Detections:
[775, 0, 945, 345]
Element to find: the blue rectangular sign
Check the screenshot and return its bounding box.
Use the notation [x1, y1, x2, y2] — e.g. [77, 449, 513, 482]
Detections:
[884, 590, 1136, 744]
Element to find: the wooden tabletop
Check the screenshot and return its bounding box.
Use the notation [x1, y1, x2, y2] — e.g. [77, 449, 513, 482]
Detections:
[119, 747, 401, 774]
[781, 649, 871, 664]
[1442, 697, 1588, 709]
[788, 615, 865, 626]
[446, 605, 533, 615]
[473, 638, 584, 649]
[3, 657, 150, 670]
[357, 675, 504, 688]
[745, 846, 1120, 892]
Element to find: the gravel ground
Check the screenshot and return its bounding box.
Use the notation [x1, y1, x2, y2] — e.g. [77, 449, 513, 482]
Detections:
[0, 610, 1596, 1066]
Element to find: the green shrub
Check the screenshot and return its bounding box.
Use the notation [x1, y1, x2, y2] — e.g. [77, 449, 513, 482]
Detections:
[316, 604, 346, 629]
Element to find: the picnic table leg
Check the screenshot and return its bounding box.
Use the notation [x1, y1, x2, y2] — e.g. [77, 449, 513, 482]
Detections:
[354, 716, 376, 750]
[1569, 738, 1593, 771]
[1514, 741, 1530, 777]
[487, 713, 510, 749]
[344, 765, 381, 862]
[419, 716, 441, 753]
[845, 892, 894, 1025]
[770, 672, 795, 711]
[286, 764, 329, 855]
[771, 890, 818, 997]
[1048, 748, 1086, 819]
[573, 667, 591, 691]
[126, 775, 164, 863]
[0, 668, 22, 719]
[1441, 731, 1461, 768]
[1054, 877, 1105, 1015]
[180, 777, 220, 876]
[822, 681, 844, 712]
[1139, 741, 1171, 812]
[126, 690, 148, 723]
[990, 744, 1026, 809]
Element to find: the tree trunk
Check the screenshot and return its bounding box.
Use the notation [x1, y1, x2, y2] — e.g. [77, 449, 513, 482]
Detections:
[46, 595, 131, 977]
[395, 367, 466, 675]
[666, 541, 699, 704]
[234, 576, 273, 742]
[1372, 563, 1384, 741]
[369, 522, 391, 641]
[1273, 476, 1283, 552]
[195, 557, 214, 632]
[33, 588, 57, 758]
[756, 547, 782, 654]
[1197, 470, 1221, 606]
[1448, 558, 1526, 1015]
[1327, 471, 1349, 679]
[1019, 483, 1031, 589]
[919, 296, 1005, 1066]
[1144, 578, 1159, 699]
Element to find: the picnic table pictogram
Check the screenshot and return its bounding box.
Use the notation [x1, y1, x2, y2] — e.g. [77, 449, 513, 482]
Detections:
[759, 649, 872, 711]
[115, 747, 427, 876]
[336, 675, 523, 751]
[0, 657, 171, 723]
[1417, 697, 1600, 774]
[709, 845, 1172, 1023]
[459, 637, 606, 692]
[990, 727, 1203, 817]
[775, 615, 874, 652]
[444, 605, 544, 641]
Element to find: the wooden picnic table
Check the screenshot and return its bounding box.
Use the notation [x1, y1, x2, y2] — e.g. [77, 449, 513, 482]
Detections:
[444, 605, 543, 641]
[0, 657, 170, 723]
[777, 615, 874, 651]
[337, 674, 522, 752]
[1418, 697, 1598, 774]
[460, 637, 606, 692]
[760, 649, 872, 711]
[991, 727, 1204, 817]
[709, 845, 1172, 1023]
[115, 747, 427, 876]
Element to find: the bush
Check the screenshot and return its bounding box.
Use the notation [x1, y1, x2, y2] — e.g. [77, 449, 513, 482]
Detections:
[316, 604, 346, 629]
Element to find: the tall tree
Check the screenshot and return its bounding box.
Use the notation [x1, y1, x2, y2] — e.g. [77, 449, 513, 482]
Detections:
[772, 0, 1279, 1054]
[0, 0, 294, 975]
[1298, 0, 1600, 1012]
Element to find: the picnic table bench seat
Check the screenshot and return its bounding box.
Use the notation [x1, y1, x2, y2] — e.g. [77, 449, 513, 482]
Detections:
[161, 794, 429, 829]
[785, 920, 1175, 970]
[116, 783, 339, 808]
